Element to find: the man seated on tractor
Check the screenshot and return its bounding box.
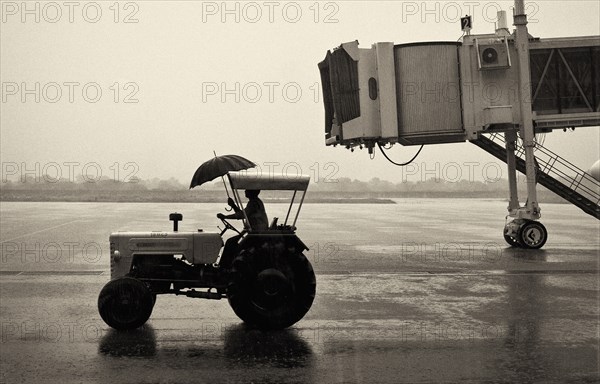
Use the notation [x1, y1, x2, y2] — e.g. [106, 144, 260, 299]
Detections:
[217, 190, 268, 265]
[217, 189, 268, 231]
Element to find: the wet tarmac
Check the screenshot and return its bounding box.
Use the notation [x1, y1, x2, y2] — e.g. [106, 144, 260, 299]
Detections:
[1, 201, 598, 383]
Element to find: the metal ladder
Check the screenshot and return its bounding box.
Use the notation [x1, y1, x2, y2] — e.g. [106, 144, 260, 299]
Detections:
[471, 133, 600, 219]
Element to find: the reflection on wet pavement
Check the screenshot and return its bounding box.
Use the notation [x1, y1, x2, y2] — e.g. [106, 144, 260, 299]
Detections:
[223, 325, 313, 369]
[98, 325, 313, 365]
[99, 325, 157, 357]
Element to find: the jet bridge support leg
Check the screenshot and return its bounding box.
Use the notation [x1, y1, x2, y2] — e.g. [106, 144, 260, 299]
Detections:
[502, 0, 549, 249]
[502, 130, 548, 249]
[505, 130, 520, 215]
[502, 130, 526, 247]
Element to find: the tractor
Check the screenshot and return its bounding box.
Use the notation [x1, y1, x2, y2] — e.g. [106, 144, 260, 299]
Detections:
[97, 172, 316, 330]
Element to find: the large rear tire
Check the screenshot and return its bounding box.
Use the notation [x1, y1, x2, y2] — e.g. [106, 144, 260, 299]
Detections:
[227, 244, 316, 330]
[98, 277, 154, 330]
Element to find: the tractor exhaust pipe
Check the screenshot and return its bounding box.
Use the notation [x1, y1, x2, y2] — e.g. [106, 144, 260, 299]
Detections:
[169, 213, 183, 231]
[175, 289, 223, 300]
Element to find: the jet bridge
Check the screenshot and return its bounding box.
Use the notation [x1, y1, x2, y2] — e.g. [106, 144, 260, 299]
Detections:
[318, 0, 599, 249]
[319, 37, 600, 147]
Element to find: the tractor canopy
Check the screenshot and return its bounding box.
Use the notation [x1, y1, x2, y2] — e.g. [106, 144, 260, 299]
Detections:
[227, 172, 310, 230]
[227, 172, 310, 191]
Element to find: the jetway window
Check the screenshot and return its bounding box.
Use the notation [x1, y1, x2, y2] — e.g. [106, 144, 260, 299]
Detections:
[368, 77, 378, 100]
[531, 47, 600, 115]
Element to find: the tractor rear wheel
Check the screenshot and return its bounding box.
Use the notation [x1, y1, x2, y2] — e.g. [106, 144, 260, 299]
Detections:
[98, 277, 154, 330]
[227, 244, 316, 330]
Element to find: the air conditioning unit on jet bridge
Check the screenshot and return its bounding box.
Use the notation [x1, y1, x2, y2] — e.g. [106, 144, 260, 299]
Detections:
[318, 41, 398, 150]
[476, 38, 511, 70]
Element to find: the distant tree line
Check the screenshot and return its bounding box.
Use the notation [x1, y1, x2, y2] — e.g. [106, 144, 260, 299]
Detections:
[0, 174, 538, 193]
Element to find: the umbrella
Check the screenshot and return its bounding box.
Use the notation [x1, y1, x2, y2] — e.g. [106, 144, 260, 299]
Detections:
[189, 154, 256, 190]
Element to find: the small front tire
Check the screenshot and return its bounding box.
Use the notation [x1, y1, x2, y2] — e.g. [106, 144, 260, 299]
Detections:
[98, 277, 154, 330]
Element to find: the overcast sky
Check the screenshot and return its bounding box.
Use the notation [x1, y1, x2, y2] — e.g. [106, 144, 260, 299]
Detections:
[1, 0, 599, 185]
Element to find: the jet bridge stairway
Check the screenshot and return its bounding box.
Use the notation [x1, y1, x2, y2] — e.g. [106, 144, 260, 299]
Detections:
[472, 133, 600, 220]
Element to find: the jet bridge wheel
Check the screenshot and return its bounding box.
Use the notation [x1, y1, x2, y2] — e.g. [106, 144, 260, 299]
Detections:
[503, 233, 522, 247]
[98, 277, 154, 330]
[227, 243, 316, 330]
[518, 220, 548, 250]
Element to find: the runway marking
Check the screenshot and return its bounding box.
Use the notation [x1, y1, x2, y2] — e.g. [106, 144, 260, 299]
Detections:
[0, 219, 84, 244]
[318, 270, 599, 276]
[20, 270, 105, 276]
[0, 270, 105, 277]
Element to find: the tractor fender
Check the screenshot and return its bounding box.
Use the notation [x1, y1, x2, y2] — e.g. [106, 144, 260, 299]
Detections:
[239, 233, 309, 254]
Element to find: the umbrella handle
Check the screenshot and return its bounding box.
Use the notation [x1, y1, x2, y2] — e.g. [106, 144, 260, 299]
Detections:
[220, 175, 231, 198]
[224, 206, 232, 212]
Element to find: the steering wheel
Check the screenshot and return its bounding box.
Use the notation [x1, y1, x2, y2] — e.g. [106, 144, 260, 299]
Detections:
[219, 217, 241, 236]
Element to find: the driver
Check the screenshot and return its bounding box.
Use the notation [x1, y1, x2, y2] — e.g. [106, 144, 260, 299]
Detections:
[217, 190, 268, 266]
[217, 189, 268, 231]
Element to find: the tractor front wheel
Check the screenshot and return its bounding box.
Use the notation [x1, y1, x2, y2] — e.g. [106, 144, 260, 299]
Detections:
[98, 277, 154, 330]
[227, 245, 316, 330]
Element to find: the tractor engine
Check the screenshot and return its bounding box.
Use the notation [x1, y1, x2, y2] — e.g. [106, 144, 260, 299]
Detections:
[109, 230, 223, 281]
